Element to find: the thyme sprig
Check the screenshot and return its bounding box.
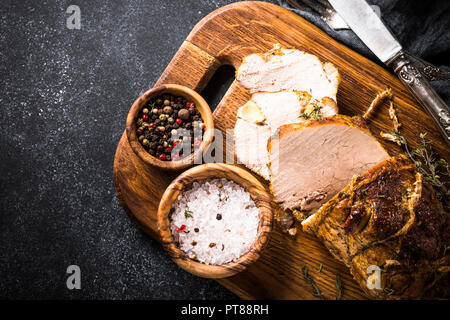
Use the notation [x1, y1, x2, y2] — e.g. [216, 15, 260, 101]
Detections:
[384, 283, 395, 295]
[391, 130, 449, 210]
[334, 275, 342, 300]
[301, 265, 344, 300]
[301, 265, 325, 300]
[299, 105, 322, 121]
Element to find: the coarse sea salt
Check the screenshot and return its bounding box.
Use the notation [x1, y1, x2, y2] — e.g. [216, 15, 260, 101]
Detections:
[170, 178, 260, 265]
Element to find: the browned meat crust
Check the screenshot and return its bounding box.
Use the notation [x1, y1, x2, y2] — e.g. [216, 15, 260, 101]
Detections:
[303, 156, 449, 299]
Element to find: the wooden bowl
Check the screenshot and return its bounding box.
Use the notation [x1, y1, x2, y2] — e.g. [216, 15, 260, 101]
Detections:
[126, 84, 214, 171]
[157, 164, 273, 278]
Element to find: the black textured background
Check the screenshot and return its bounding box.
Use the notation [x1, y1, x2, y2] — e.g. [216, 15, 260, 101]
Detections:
[0, 0, 448, 299]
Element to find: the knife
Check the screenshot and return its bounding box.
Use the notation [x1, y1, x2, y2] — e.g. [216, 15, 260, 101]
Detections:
[328, 0, 450, 146]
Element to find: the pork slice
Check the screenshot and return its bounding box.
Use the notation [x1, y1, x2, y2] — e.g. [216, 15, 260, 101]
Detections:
[252, 91, 306, 134]
[234, 91, 339, 180]
[268, 115, 389, 215]
[252, 91, 339, 134]
[236, 45, 340, 101]
[236, 100, 266, 124]
[316, 96, 339, 118]
[234, 118, 271, 180]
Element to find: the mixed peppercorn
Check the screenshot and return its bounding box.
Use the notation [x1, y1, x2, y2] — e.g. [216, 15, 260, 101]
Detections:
[136, 93, 205, 161]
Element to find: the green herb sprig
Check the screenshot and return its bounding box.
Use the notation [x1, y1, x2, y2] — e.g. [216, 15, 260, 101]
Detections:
[391, 130, 449, 210]
[384, 283, 395, 295]
[301, 265, 325, 300]
[334, 275, 342, 300]
[299, 105, 323, 121]
[184, 208, 194, 219]
[301, 265, 344, 300]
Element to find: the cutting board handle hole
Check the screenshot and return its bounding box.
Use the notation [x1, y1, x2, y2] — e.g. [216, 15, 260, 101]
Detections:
[201, 64, 235, 112]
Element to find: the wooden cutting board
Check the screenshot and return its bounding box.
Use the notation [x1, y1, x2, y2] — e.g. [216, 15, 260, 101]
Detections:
[113, 1, 449, 299]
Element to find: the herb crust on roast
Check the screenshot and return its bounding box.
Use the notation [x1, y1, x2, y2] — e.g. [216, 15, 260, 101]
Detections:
[302, 155, 450, 299]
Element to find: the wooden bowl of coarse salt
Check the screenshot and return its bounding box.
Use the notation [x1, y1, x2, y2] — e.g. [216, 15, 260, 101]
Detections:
[157, 163, 273, 278]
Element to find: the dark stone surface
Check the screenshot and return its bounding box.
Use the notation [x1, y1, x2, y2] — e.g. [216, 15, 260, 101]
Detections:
[0, 0, 247, 300]
[0, 0, 448, 299]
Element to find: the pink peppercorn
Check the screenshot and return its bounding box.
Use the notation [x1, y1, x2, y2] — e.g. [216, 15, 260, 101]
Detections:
[176, 224, 186, 232]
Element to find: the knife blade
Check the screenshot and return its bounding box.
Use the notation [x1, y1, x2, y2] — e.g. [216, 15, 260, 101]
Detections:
[328, 0, 402, 62]
[328, 0, 450, 146]
[323, 4, 381, 31]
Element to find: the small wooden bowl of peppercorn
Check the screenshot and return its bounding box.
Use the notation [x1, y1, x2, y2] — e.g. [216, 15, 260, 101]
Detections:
[157, 163, 273, 279]
[126, 84, 214, 171]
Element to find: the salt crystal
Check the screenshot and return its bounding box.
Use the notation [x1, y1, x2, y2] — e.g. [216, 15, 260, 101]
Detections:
[170, 178, 259, 265]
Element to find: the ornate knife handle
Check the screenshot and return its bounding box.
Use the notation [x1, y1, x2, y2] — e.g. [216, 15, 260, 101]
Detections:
[407, 53, 450, 82]
[387, 51, 450, 147]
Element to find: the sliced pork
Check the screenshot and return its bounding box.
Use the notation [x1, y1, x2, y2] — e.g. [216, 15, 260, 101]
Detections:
[234, 118, 271, 180]
[252, 91, 338, 134]
[234, 91, 338, 180]
[252, 91, 306, 135]
[268, 115, 389, 215]
[234, 45, 340, 181]
[236, 45, 340, 101]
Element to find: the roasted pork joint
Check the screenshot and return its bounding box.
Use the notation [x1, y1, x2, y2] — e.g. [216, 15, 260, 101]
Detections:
[302, 156, 449, 299]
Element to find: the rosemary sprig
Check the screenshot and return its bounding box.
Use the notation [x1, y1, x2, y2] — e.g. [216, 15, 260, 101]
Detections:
[391, 130, 449, 210]
[299, 105, 323, 121]
[318, 263, 323, 273]
[301, 265, 325, 300]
